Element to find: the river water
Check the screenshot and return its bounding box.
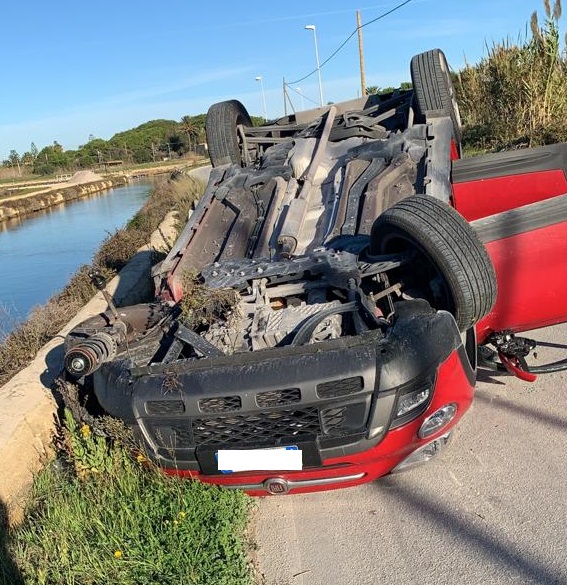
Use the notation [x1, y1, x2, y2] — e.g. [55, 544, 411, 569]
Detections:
[0, 181, 152, 336]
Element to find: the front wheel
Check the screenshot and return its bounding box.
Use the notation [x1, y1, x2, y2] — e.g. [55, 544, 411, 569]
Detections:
[369, 195, 497, 331]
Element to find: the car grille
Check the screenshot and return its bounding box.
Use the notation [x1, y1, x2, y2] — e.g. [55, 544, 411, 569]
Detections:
[317, 376, 364, 398]
[198, 396, 242, 413]
[145, 400, 185, 415]
[256, 388, 301, 407]
[192, 408, 321, 446]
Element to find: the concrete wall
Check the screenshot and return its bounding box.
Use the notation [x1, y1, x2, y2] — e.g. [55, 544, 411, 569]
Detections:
[0, 179, 127, 222]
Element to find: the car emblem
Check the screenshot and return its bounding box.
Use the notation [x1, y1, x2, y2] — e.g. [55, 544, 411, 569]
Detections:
[264, 478, 290, 495]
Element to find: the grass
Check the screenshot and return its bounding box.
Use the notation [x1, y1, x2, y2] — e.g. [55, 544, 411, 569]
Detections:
[0, 173, 202, 387]
[1, 411, 253, 585]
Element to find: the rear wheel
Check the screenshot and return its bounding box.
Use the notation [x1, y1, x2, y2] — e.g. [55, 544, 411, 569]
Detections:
[206, 100, 253, 167]
[410, 49, 462, 145]
[370, 195, 497, 331]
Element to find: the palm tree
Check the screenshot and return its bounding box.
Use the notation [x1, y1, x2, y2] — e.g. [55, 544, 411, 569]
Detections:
[180, 116, 200, 153]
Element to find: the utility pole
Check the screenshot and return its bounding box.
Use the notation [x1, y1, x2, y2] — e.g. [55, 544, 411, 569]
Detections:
[283, 78, 288, 116]
[357, 10, 367, 97]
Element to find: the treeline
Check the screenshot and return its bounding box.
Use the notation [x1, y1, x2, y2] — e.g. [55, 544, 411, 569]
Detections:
[3, 113, 263, 176]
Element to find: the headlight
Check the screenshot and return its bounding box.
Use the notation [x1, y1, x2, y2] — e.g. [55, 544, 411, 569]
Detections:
[396, 388, 430, 417]
[418, 403, 457, 438]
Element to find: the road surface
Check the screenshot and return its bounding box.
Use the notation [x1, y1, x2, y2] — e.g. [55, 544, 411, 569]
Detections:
[255, 322, 567, 585]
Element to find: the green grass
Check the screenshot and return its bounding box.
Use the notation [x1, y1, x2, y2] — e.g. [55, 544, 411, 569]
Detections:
[1, 411, 253, 585]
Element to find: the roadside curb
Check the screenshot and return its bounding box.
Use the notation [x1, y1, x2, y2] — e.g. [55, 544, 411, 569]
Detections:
[0, 210, 179, 523]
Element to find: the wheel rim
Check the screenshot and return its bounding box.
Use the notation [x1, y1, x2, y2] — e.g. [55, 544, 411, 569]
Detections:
[378, 229, 455, 315]
[438, 52, 462, 130]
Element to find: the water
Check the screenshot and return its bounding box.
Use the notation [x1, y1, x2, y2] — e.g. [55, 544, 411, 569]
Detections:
[0, 181, 152, 335]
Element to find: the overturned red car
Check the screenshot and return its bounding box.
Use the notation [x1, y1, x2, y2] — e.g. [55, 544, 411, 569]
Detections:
[63, 49, 567, 495]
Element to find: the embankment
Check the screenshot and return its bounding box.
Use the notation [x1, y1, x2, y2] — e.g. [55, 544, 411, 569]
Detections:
[0, 177, 128, 222]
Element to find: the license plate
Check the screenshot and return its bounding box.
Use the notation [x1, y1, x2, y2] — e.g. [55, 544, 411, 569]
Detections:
[216, 445, 301, 474]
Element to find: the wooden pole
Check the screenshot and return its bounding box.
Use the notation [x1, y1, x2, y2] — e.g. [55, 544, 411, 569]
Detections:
[357, 10, 367, 97]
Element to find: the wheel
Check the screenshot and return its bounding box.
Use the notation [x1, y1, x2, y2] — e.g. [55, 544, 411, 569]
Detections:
[205, 100, 253, 167]
[369, 195, 497, 331]
[410, 49, 462, 145]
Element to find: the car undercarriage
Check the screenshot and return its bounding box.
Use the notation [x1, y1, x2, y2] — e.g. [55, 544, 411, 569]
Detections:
[61, 49, 567, 494]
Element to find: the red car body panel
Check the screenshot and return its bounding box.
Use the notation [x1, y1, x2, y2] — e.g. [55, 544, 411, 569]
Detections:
[452, 169, 567, 221]
[476, 220, 567, 341]
[451, 144, 567, 340]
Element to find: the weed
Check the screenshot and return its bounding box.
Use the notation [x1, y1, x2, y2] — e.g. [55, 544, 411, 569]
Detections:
[179, 270, 240, 329]
[3, 409, 253, 585]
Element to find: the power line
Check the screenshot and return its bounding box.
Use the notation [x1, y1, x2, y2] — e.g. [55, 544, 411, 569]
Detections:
[287, 85, 320, 106]
[288, 0, 415, 85]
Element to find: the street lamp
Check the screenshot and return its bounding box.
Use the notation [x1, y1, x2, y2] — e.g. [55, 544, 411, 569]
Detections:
[255, 75, 268, 122]
[304, 24, 324, 107]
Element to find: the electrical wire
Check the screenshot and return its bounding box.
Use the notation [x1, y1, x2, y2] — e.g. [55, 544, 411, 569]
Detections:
[288, 0, 416, 85]
[286, 85, 320, 106]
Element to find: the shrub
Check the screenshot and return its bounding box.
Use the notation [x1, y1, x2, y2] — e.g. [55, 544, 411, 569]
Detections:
[456, 0, 567, 151]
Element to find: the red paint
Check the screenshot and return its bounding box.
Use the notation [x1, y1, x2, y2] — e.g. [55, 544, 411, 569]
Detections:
[450, 140, 460, 161]
[452, 169, 567, 221]
[163, 350, 474, 495]
[498, 353, 537, 382]
[476, 221, 567, 342]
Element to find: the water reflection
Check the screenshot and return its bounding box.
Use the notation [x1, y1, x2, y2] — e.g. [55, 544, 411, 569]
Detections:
[0, 181, 152, 335]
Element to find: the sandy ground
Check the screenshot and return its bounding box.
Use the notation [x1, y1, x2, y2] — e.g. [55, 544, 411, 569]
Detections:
[0, 170, 106, 203]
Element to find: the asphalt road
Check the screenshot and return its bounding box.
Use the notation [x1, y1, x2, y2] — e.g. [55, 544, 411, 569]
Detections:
[255, 322, 567, 585]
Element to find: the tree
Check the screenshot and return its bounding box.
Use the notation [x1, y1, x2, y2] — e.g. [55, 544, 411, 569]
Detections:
[366, 82, 412, 95]
[180, 115, 201, 153]
[8, 150, 21, 177]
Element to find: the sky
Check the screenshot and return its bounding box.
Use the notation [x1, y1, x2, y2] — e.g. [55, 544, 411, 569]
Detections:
[0, 0, 549, 159]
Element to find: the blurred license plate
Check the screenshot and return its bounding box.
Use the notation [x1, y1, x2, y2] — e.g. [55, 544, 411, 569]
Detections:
[216, 446, 301, 474]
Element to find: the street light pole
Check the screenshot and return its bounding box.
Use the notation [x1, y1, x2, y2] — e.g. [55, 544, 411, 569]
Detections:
[255, 75, 268, 122]
[305, 24, 324, 107]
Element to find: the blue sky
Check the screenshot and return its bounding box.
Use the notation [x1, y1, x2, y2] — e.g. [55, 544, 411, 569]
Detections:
[0, 0, 548, 158]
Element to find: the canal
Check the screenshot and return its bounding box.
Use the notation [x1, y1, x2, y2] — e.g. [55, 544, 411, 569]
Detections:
[0, 181, 152, 336]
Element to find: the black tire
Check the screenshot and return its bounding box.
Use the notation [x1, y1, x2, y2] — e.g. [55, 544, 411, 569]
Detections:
[410, 49, 462, 145]
[205, 100, 252, 167]
[369, 195, 497, 331]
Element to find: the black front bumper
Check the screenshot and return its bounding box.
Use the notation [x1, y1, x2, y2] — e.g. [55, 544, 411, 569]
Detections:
[92, 301, 468, 471]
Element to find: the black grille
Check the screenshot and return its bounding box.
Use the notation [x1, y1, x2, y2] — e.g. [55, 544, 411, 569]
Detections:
[198, 396, 242, 413]
[256, 388, 301, 407]
[320, 402, 368, 437]
[192, 408, 321, 446]
[146, 400, 185, 415]
[155, 424, 193, 448]
[317, 376, 364, 398]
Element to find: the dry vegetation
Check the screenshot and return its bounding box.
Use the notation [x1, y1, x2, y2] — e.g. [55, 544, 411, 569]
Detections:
[457, 0, 567, 151]
[0, 174, 202, 387]
[179, 270, 240, 329]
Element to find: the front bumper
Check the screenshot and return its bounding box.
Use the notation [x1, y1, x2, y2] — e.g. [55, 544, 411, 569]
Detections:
[91, 302, 475, 494]
[165, 349, 473, 494]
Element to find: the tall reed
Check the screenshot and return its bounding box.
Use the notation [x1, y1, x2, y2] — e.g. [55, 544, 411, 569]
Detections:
[457, 0, 567, 151]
